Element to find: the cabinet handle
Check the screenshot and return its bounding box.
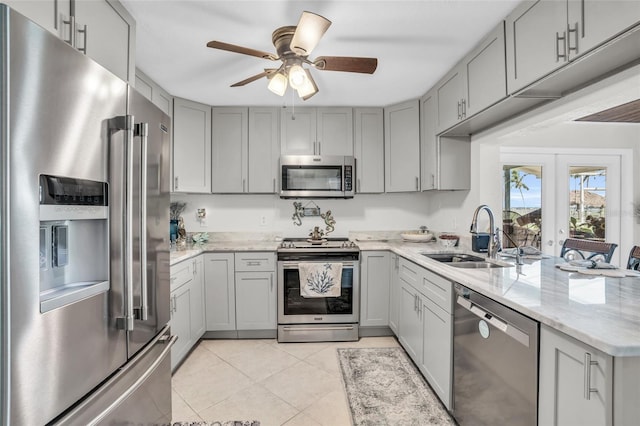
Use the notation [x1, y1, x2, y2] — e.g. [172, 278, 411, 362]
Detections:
[63, 15, 76, 47]
[461, 99, 466, 119]
[357, 178, 361, 193]
[457, 101, 461, 120]
[246, 261, 261, 266]
[318, 141, 321, 155]
[273, 178, 276, 193]
[242, 178, 246, 192]
[431, 174, 435, 189]
[76, 23, 88, 54]
[313, 141, 317, 155]
[583, 353, 598, 400]
[270, 274, 273, 292]
[174, 176, 179, 190]
[192, 260, 197, 275]
[556, 31, 567, 62]
[568, 22, 579, 55]
[415, 177, 419, 191]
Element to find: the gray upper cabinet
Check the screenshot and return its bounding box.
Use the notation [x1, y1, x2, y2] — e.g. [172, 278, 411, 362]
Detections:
[420, 91, 438, 191]
[384, 100, 420, 192]
[211, 107, 249, 193]
[3, 0, 71, 37]
[437, 22, 507, 133]
[5, 0, 135, 83]
[281, 107, 353, 156]
[172, 97, 212, 193]
[506, 0, 640, 94]
[135, 69, 172, 116]
[353, 108, 384, 193]
[212, 107, 279, 194]
[73, 0, 136, 83]
[248, 107, 280, 193]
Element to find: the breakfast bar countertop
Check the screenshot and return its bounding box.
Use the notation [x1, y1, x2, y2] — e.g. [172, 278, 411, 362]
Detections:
[357, 238, 640, 358]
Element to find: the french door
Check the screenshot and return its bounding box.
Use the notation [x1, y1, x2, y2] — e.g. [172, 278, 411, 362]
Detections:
[501, 150, 625, 265]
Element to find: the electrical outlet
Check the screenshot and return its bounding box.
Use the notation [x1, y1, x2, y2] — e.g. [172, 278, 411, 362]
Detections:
[260, 216, 267, 226]
[199, 217, 207, 227]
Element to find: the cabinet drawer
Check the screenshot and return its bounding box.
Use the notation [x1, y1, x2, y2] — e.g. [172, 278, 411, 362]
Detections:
[235, 252, 275, 272]
[170, 259, 193, 292]
[399, 258, 421, 288]
[420, 268, 453, 313]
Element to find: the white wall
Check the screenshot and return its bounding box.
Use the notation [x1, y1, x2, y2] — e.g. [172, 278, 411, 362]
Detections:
[171, 192, 432, 238]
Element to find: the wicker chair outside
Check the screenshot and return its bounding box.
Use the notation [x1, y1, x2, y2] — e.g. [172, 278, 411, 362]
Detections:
[627, 246, 640, 270]
[560, 238, 618, 263]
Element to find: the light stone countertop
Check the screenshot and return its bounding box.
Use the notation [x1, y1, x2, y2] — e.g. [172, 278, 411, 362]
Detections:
[170, 235, 640, 357]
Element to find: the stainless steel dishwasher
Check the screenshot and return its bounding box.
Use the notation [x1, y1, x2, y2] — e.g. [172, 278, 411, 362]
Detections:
[452, 283, 539, 426]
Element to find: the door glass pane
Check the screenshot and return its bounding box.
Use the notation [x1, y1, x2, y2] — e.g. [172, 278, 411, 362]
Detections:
[502, 165, 542, 249]
[568, 166, 607, 241]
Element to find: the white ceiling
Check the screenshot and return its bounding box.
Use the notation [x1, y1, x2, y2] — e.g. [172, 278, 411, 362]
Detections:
[121, 0, 522, 107]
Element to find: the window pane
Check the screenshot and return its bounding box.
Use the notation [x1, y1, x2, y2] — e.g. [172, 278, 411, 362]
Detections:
[568, 166, 607, 241]
[502, 165, 542, 249]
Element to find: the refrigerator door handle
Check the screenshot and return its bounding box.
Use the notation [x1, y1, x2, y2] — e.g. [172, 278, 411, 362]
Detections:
[109, 115, 135, 331]
[134, 122, 149, 321]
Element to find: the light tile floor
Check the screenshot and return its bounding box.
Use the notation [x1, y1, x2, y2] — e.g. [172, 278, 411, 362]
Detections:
[172, 336, 400, 426]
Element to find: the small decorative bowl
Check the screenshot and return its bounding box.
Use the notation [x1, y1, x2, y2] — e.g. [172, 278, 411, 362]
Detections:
[438, 234, 459, 247]
[401, 231, 434, 242]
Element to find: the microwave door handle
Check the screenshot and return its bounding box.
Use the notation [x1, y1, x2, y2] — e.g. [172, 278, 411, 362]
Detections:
[135, 122, 149, 321]
[109, 115, 135, 331]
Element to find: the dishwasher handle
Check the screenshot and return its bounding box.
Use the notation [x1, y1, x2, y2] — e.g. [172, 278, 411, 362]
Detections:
[457, 295, 531, 348]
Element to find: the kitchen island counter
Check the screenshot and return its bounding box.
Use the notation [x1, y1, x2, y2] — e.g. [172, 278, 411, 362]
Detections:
[358, 238, 640, 357]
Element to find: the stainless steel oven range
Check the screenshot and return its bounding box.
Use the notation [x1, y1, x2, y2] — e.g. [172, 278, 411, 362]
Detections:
[277, 238, 360, 342]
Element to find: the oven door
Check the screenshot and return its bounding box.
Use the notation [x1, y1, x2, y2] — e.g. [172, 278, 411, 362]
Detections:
[277, 259, 359, 324]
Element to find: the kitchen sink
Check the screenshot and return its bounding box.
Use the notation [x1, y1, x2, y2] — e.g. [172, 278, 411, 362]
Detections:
[421, 252, 512, 268]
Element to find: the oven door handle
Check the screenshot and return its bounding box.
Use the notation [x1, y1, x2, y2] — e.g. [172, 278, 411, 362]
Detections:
[281, 326, 356, 332]
[280, 261, 357, 268]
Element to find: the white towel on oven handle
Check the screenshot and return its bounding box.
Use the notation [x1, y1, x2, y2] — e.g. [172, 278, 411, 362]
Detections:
[299, 262, 343, 298]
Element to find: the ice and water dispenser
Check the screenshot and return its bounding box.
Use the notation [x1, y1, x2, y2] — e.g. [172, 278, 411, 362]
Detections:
[39, 175, 109, 313]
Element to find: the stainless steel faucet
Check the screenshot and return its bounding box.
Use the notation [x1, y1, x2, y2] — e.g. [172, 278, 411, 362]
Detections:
[470, 205, 500, 259]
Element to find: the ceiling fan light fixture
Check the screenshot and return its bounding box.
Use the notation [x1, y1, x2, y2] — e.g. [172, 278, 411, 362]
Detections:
[288, 64, 307, 89]
[296, 68, 318, 100]
[267, 71, 288, 96]
[290, 11, 331, 56]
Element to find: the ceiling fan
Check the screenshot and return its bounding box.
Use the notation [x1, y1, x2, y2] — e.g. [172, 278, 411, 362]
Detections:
[206, 11, 378, 100]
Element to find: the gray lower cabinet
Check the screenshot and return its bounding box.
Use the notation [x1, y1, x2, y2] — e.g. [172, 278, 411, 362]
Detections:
[360, 251, 391, 328]
[204, 253, 235, 331]
[539, 325, 613, 426]
[397, 256, 453, 409]
[169, 254, 205, 370]
[234, 252, 276, 331]
[388, 253, 400, 334]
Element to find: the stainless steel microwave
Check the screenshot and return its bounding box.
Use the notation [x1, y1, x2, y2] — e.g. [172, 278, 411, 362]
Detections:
[280, 155, 355, 198]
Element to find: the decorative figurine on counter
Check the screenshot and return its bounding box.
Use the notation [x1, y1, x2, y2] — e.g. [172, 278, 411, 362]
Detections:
[309, 226, 325, 241]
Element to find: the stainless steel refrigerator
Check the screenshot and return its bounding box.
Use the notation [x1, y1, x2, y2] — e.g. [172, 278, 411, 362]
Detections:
[0, 5, 174, 425]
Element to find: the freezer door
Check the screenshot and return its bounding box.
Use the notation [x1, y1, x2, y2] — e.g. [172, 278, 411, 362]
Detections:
[2, 7, 129, 425]
[128, 87, 171, 357]
[52, 326, 176, 425]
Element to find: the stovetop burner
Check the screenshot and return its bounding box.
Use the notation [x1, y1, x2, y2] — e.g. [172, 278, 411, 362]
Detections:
[279, 237, 358, 250]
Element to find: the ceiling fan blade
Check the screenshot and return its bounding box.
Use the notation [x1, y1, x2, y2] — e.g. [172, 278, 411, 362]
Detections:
[207, 40, 277, 61]
[290, 11, 331, 56]
[230, 69, 277, 87]
[314, 56, 378, 74]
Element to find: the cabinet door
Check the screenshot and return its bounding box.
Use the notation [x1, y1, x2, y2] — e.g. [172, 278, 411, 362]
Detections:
[360, 251, 390, 327]
[211, 107, 248, 193]
[398, 282, 423, 364]
[505, 0, 567, 94]
[316, 107, 353, 156]
[190, 256, 205, 340]
[170, 285, 192, 370]
[463, 22, 507, 117]
[421, 296, 452, 409]
[235, 271, 276, 330]
[74, 0, 135, 82]
[568, 0, 640, 60]
[136, 70, 172, 116]
[420, 91, 437, 191]
[4, 0, 70, 38]
[248, 107, 279, 193]
[436, 66, 465, 132]
[354, 107, 384, 193]
[204, 253, 235, 331]
[539, 326, 613, 426]
[280, 107, 316, 155]
[384, 100, 420, 192]
[388, 254, 400, 334]
[172, 97, 211, 193]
